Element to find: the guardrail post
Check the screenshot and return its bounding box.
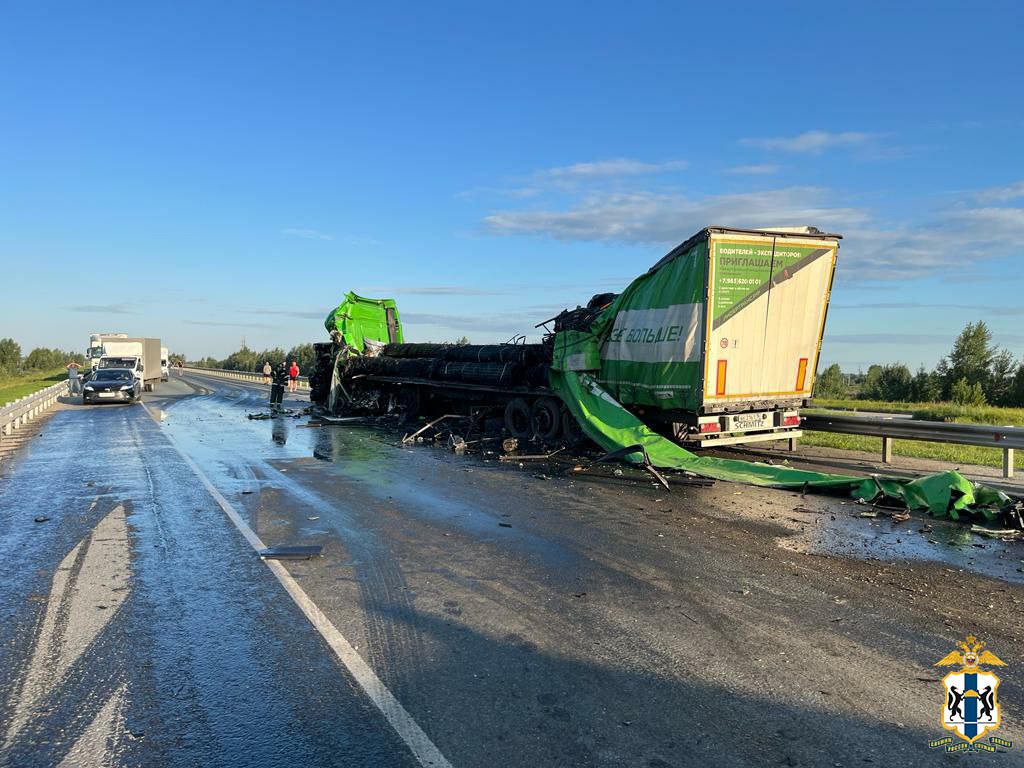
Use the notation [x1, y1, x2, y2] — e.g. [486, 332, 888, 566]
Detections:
[1004, 448, 1014, 479]
[881, 436, 893, 464]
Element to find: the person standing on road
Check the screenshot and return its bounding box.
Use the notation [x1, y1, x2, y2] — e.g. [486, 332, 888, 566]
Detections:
[270, 361, 288, 410]
[262, 360, 272, 384]
[288, 360, 299, 393]
[66, 361, 81, 395]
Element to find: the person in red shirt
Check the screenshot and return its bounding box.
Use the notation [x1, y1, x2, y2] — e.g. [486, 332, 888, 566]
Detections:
[288, 360, 299, 393]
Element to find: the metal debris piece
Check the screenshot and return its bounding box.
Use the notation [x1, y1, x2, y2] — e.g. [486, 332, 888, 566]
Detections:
[970, 525, 1022, 539]
[593, 444, 671, 491]
[499, 448, 565, 462]
[402, 413, 462, 444]
[258, 545, 323, 560]
[319, 415, 369, 425]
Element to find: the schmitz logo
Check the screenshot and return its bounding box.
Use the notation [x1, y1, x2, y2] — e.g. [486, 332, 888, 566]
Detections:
[929, 635, 1013, 753]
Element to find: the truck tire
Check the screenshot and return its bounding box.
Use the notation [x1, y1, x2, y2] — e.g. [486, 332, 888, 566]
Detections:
[562, 409, 587, 449]
[504, 397, 532, 440]
[531, 397, 562, 443]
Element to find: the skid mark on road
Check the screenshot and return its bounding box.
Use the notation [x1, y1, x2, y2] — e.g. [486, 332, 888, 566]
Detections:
[2, 499, 132, 760]
[141, 401, 453, 768]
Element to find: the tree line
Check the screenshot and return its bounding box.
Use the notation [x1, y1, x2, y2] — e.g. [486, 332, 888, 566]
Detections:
[816, 321, 1022, 406]
[190, 343, 317, 375]
[0, 338, 86, 378]
[189, 337, 471, 375]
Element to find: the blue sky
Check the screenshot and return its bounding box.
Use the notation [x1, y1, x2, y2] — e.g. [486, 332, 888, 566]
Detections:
[2, 1, 1022, 372]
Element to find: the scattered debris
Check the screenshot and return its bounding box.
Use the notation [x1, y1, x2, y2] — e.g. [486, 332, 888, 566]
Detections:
[319, 415, 369, 425]
[34, 516, 50, 523]
[890, 512, 911, 523]
[858, 511, 879, 518]
[402, 413, 463, 444]
[258, 545, 323, 560]
[499, 448, 565, 462]
[502, 437, 519, 453]
[498, 522, 512, 528]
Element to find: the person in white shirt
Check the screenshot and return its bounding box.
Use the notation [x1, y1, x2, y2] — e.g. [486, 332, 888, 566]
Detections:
[67, 362, 81, 395]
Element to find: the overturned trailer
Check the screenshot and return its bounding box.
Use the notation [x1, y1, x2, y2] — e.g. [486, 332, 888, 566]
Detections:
[310, 226, 840, 448]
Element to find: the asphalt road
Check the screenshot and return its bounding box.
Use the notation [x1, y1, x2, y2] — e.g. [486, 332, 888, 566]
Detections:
[1, 372, 1022, 766]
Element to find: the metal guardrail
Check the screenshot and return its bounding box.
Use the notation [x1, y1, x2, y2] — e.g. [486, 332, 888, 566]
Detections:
[0, 382, 67, 442]
[803, 412, 1024, 479]
[181, 366, 310, 389]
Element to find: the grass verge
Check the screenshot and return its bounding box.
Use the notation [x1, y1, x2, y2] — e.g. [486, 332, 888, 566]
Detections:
[800, 430, 1022, 471]
[0, 369, 67, 408]
[811, 398, 1024, 427]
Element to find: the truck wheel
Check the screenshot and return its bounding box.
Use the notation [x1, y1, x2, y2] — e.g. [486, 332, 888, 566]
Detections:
[531, 397, 562, 443]
[562, 410, 587, 449]
[504, 397, 532, 440]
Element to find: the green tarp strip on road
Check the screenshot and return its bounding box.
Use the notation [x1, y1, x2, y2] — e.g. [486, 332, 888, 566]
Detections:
[549, 364, 1005, 520]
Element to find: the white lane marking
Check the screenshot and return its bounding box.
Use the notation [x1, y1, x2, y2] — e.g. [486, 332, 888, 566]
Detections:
[56, 684, 127, 768]
[140, 402, 453, 768]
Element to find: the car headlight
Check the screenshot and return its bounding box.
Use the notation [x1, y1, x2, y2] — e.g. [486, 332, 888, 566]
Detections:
[84, 385, 94, 391]
[120, 385, 133, 391]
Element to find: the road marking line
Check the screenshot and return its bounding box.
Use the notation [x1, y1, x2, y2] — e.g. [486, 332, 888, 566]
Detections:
[140, 403, 453, 768]
[5, 502, 131, 746]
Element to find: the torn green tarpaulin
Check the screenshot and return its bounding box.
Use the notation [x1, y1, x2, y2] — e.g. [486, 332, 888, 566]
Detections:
[549, 365, 1006, 520]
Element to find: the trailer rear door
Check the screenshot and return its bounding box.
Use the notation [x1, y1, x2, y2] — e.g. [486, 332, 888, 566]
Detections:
[703, 232, 836, 406]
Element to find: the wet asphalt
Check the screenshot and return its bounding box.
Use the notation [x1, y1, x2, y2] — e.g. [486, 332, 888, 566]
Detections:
[2, 372, 1024, 766]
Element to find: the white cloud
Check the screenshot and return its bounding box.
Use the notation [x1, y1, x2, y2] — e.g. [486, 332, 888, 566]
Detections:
[973, 180, 1024, 203]
[484, 187, 867, 244]
[740, 130, 871, 154]
[281, 228, 335, 241]
[949, 206, 1024, 235]
[725, 164, 780, 175]
[542, 158, 688, 180]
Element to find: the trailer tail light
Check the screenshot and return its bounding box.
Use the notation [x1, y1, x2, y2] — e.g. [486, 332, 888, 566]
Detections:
[699, 421, 722, 434]
[795, 357, 808, 392]
[783, 415, 800, 427]
[715, 360, 727, 396]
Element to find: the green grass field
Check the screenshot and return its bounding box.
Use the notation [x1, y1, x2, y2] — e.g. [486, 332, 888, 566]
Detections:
[0, 369, 67, 408]
[804, 398, 1024, 470]
[810, 398, 1024, 426]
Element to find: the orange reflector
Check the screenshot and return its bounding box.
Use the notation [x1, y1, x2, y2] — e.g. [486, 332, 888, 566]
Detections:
[715, 360, 727, 396]
[795, 357, 808, 392]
